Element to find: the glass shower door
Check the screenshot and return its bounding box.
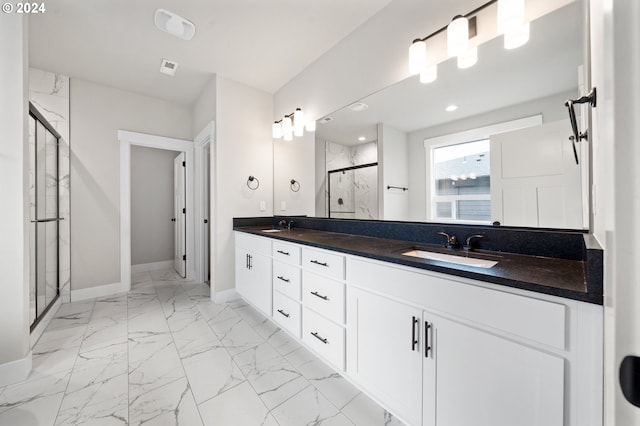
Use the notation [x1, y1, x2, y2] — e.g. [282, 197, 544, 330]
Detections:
[29, 105, 60, 328]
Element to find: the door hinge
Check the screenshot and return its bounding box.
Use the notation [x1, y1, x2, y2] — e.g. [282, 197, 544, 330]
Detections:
[182, 161, 185, 167]
[182, 208, 186, 214]
[204, 219, 208, 224]
[182, 254, 186, 261]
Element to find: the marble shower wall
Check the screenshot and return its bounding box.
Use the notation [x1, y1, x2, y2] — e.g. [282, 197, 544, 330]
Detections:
[29, 68, 71, 303]
[325, 141, 378, 220]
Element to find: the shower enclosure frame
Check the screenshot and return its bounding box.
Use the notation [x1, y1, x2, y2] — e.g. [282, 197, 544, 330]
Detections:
[327, 162, 378, 219]
[29, 102, 61, 332]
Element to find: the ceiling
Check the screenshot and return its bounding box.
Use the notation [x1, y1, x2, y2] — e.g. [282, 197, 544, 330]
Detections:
[315, 1, 582, 145]
[29, 0, 393, 105]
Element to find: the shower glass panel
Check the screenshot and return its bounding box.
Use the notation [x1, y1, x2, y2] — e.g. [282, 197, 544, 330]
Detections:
[328, 163, 378, 219]
[29, 104, 60, 329]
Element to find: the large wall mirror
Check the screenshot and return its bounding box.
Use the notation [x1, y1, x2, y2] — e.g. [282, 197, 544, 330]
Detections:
[314, 0, 589, 230]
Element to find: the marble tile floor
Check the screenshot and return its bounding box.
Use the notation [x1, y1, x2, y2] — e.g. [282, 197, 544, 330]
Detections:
[0, 269, 405, 426]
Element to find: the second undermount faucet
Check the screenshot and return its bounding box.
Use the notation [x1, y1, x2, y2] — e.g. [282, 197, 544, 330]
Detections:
[437, 232, 484, 251]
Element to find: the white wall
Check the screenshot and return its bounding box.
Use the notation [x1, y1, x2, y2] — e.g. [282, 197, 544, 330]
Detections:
[273, 132, 315, 216]
[70, 79, 192, 290]
[192, 76, 217, 137]
[407, 91, 575, 221]
[590, 0, 640, 424]
[131, 146, 178, 266]
[213, 76, 273, 294]
[0, 14, 31, 385]
[378, 123, 409, 220]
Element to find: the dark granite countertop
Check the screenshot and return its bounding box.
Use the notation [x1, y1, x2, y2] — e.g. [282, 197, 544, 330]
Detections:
[234, 225, 601, 304]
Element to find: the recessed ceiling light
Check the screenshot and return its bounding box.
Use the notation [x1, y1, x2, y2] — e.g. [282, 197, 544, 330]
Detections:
[160, 59, 179, 76]
[348, 102, 369, 112]
[358, 136, 366, 141]
[154, 9, 196, 40]
[446, 105, 458, 112]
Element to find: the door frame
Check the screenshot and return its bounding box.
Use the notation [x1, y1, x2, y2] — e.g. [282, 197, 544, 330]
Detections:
[194, 122, 215, 295]
[118, 130, 194, 291]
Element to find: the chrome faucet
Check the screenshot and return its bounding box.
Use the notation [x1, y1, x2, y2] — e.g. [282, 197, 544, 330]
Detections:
[278, 219, 287, 228]
[437, 232, 460, 249]
[287, 220, 294, 230]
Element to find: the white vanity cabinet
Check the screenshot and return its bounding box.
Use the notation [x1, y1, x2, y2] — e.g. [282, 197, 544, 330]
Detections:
[271, 240, 303, 337]
[234, 232, 272, 316]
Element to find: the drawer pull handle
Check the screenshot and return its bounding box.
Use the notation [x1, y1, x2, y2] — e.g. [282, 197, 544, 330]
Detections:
[310, 260, 328, 267]
[424, 321, 432, 358]
[310, 291, 329, 301]
[411, 316, 419, 351]
[277, 276, 290, 283]
[277, 250, 290, 256]
[277, 309, 290, 318]
[311, 331, 328, 344]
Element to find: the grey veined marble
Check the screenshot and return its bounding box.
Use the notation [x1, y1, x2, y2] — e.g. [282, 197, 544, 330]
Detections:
[0, 269, 406, 426]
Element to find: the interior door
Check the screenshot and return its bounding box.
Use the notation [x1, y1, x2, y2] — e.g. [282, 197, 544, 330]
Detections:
[174, 152, 186, 277]
[490, 119, 583, 228]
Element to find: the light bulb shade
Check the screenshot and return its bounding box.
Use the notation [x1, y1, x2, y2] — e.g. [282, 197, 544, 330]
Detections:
[504, 21, 530, 49]
[293, 108, 304, 133]
[457, 46, 477, 69]
[497, 0, 525, 34]
[283, 130, 293, 141]
[282, 115, 293, 134]
[409, 40, 427, 75]
[447, 16, 469, 57]
[272, 122, 283, 139]
[419, 65, 437, 84]
[305, 121, 316, 132]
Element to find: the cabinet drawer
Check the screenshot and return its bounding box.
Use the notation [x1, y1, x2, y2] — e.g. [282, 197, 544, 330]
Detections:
[303, 271, 345, 324]
[273, 241, 301, 265]
[273, 292, 301, 338]
[303, 307, 345, 371]
[302, 247, 345, 280]
[235, 232, 271, 256]
[273, 261, 301, 300]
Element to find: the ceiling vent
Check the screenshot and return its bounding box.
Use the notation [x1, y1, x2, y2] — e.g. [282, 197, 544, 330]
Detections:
[154, 9, 195, 40]
[160, 59, 179, 76]
[319, 116, 333, 124]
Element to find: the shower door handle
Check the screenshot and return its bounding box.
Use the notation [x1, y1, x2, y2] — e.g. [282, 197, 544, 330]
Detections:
[31, 218, 64, 223]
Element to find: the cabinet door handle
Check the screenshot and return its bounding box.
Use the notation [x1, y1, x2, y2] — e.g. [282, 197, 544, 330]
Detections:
[246, 254, 249, 269]
[277, 276, 290, 283]
[425, 321, 432, 358]
[248, 254, 252, 270]
[310, 260, 328, 267]
[411, 316, 419, 351]
[311, 331, 328, 344]
[277, 250, 290, 256]
[277, 309, 290, 318]
[310, 291, 329, 301]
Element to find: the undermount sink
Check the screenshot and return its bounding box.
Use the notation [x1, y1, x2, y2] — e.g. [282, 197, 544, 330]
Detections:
[261, 229, 283, 233]
[401, 249, 498, 269]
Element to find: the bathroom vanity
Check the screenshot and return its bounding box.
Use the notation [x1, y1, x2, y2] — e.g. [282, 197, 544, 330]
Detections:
[234, 217, 603, 426]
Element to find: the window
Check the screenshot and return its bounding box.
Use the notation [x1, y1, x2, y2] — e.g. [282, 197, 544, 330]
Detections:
[431, 139, 491, 223]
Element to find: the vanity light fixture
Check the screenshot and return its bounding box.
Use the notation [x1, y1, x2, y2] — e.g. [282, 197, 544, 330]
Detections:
[272, 108, 315, 140]
[409, 0, 530, 81]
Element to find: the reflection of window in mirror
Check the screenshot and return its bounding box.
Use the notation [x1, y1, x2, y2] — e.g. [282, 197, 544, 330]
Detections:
[431, 140, 491, 224]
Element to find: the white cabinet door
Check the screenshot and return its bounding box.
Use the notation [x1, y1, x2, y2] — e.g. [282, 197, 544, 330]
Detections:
[424, 313, 565, 426]
[235, 247, 272, 316]
[347, 286, 423, 426]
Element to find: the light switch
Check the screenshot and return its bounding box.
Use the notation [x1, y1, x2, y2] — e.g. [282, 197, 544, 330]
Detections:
[259, 201, 266, 211]
[281, 201, 287, 211]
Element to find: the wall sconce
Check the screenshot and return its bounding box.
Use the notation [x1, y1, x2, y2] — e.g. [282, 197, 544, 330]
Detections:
[290, 179, 300, 192]
[408, 0, 529, 83]
[273, 108, 315, 140]
[246, 175, 260, 190]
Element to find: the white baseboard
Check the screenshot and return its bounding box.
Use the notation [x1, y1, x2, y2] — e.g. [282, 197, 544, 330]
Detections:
[0, 351, 32, 387]
[31, 298, 62, 348]
[71, 282, 128, 302]
[131, 260, 174, 274]
[213, 288, 239, 303]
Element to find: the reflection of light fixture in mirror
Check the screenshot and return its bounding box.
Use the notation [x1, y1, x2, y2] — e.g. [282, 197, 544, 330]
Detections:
[273, 107, 315, 140]
[447, 16, 469, 57]
[446, 105, 458, 112]
[498, 0, 529, 49]
[409, 39, 437, 83]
